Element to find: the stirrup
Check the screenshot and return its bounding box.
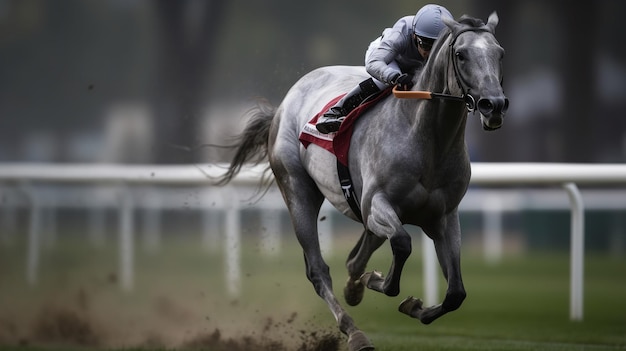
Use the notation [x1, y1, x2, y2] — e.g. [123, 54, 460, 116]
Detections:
[316, 115, 345, 134]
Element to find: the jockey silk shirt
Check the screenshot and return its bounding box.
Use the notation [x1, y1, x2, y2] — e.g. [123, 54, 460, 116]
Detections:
[365, 16, 426, 85]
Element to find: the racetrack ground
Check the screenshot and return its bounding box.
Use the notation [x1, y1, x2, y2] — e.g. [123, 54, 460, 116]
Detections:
[1, 230, 624, 351]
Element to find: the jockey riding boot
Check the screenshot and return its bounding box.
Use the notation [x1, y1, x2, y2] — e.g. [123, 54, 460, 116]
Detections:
[316, 78, 381, 134]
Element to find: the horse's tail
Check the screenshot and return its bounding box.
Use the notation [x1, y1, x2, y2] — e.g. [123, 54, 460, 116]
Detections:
[216, 98, 276, 187]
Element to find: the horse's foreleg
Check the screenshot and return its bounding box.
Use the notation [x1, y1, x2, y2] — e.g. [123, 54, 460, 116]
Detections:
[344, 230, 386, 306]
[360, 193, 412, 297]
[399, 211, 466, 324]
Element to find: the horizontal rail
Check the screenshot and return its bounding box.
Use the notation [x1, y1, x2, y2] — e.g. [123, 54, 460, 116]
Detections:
[1, 162, 625, 185]
[0, 163, 268, 185]
[470, 163, 626, 185]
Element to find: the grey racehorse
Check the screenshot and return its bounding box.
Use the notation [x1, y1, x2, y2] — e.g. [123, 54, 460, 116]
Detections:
[217, 13, 507, 351]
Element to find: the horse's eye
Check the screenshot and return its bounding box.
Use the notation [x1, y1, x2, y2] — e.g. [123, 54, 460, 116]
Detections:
[455, 52, 465, 61]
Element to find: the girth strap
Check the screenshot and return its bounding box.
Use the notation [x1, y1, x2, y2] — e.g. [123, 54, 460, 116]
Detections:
[337, 159, 363, 223]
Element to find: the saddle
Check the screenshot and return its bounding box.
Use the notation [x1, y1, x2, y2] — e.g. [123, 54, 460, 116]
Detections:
[299, 87, 392, 166]
[299, 88, 392, 222]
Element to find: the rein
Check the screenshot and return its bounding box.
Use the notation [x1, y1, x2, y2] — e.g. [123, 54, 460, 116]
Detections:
[393, 26, 493, 113]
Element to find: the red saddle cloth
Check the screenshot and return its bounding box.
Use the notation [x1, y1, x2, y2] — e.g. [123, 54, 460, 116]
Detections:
[299, 88, 391, 166]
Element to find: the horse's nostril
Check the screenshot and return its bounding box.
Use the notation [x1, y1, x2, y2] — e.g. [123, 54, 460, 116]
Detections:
[478, 97, 509, 116]
[477, 99, 494, 115]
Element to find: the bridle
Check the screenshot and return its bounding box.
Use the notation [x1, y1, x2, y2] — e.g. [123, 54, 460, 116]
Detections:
[393, 25, 501, 114]
[447, 26, 492, 113]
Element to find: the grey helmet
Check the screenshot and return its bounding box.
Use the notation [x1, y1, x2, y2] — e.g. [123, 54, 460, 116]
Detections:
[412, 4, 453, 39]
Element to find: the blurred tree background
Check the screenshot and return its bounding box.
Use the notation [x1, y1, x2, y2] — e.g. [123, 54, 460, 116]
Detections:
[0, 0, 624, 164]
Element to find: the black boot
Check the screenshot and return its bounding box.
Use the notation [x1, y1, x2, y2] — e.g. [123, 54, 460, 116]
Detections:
[316, 78, 380, 134]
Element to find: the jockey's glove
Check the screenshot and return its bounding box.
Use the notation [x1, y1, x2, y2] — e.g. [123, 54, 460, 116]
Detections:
[393, 73, 414, 90]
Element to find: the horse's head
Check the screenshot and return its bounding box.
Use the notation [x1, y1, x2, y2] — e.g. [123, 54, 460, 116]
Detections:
[443, 12, 509, 131]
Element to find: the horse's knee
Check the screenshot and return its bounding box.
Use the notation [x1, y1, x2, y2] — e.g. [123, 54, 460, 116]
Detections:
[442, 289, 466, 312]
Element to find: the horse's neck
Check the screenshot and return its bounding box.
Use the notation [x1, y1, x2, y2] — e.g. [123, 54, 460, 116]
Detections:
[400, 48, 468, 158]
[413, 100, 467, 156]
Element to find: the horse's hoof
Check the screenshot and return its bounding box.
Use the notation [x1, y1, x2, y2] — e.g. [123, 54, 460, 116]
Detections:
[398, 296, 423, 318]
[360, 270, 384, 292]
[348, 330, 374, 351]
[344, 277, 364, 306]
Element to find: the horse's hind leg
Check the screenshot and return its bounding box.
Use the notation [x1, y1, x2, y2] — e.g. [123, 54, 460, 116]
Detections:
[273, 164, 374, 351]
[344, 230, 385, 306]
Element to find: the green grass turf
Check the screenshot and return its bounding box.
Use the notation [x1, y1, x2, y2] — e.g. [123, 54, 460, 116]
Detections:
[0, 231, 624, 351]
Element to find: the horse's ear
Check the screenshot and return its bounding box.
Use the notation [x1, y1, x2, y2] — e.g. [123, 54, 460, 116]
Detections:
[486, 11, 499, 33]
[442, 15, 460, 32]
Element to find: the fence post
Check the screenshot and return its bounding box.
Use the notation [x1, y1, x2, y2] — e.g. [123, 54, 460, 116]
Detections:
[422, 232, 438, 306]
[563, 182, 584, 321]
[118, 187, 134, 292]
[483, 194, 503, 264]
[25, 185, 41, 286]
[224, 186, 241, 297]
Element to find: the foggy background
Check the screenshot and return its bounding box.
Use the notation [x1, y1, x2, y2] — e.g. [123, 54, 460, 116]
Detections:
[0, 3, 625, 348]
[1, 0, 625, 165]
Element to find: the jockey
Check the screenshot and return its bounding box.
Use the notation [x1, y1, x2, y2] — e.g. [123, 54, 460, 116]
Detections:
[316, 4, 454, 134]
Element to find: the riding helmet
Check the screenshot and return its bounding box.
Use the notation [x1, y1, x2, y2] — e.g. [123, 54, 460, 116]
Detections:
[412, 4, 453, 39]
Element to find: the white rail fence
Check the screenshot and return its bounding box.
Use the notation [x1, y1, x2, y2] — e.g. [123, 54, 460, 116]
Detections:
[2, 162, 626, 322]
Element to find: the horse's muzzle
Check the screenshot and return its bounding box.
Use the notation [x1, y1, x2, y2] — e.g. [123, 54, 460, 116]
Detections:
[478, 96, 509, 131]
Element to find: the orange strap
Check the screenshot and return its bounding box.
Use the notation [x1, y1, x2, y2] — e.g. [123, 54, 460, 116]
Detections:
[392, 86, 465, 102]
[392, 86, 433, 99]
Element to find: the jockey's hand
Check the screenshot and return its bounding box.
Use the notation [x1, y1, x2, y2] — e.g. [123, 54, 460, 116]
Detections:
[393, 73, 414, 90]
